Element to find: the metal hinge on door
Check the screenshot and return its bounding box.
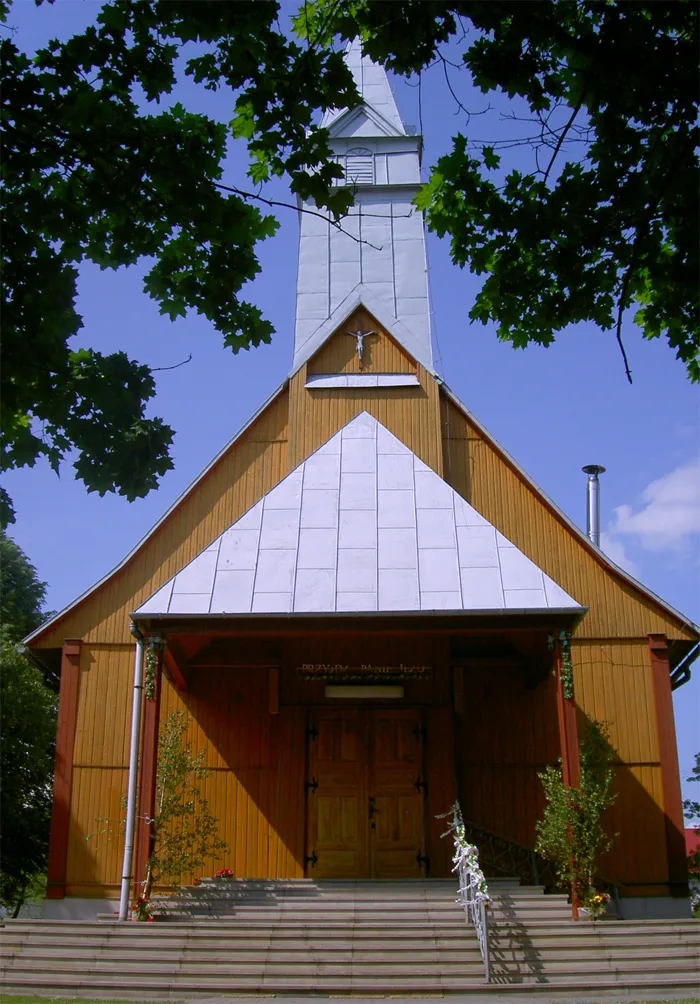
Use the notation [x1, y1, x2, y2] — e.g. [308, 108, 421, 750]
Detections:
[305, 777, 319, 794]
[305, 851, 318, 868]
[306, 724, 318, 740]
[414, 777, 427, 795]
[416, 850, 430, 871]
[413, 724, 426, 740]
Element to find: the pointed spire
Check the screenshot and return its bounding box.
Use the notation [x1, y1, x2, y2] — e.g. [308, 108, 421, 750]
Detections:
[322, 39, 407, 136]
[294, 39, 431, 372]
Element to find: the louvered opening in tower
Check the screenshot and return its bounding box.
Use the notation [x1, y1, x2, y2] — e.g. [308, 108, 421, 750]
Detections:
[345, 149, 374, 186]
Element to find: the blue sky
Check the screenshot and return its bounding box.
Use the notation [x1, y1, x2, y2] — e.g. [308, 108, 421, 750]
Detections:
[6, 1, 699, 800]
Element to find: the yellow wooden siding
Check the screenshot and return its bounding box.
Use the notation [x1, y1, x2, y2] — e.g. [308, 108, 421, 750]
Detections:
[573, 640, 659, 764]
[288, 362, 443, 473]
[37, 390, 290, 647]
[158, 673, 306, 884]
[602, 764, 668, 888]
[66, 766, 128, 894]
[61, 645, 670, 892]
[307, 308, 416, 374]
[440, 394, 695, 641]
[456, 667, 560, 848]
[73, 646, 133, 768]
[455, 652, 669, 890]
[572, 640, 668, 886]
[64, 645, 134, 891]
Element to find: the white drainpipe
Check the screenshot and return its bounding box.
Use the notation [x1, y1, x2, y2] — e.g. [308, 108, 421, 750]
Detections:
[118, 623, 145, 921]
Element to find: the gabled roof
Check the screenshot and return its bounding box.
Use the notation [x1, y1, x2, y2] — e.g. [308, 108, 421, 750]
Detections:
[24, 328, 700, 646]
[321, 39, 406, 137]
[134, 412, 583, 619]
[326, 103, 405, 140]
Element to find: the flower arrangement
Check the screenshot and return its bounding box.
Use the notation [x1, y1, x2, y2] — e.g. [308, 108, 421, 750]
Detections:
[192, 877, 202, 886]
[437, 803, 490, 909]
[133, 896, 154, 922]
[583, 888, 610, 919]
[214, 868, 235, 879]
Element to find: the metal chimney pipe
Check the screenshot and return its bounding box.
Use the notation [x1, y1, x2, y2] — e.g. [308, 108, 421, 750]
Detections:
[582, 465, 606, 547]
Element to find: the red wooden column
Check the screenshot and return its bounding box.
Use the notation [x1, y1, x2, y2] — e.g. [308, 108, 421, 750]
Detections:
[555, 638, 580, 788]
[648, 634, 688, 893]
[46, 640, 82, 899]
[554, 635, 580, 918]
[133, 639, 164, 898]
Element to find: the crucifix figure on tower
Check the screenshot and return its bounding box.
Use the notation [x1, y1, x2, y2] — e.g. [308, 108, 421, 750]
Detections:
[346, 328, 378, 369]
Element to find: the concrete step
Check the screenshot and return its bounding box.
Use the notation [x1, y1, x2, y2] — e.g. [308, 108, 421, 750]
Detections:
[2, 973, 699, 995]
[3, 951, 696, 975]
[4, 927, 694, 951]
[2, 878, 698, 996]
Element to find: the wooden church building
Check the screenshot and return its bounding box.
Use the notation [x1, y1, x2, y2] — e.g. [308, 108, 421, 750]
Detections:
[27, 43, 698, 921]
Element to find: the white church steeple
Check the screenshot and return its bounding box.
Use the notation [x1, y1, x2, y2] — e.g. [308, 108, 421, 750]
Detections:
[293, 40, 433, 372]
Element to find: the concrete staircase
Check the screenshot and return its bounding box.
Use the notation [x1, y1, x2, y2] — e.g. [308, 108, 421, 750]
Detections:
[1, 879, 698, 996]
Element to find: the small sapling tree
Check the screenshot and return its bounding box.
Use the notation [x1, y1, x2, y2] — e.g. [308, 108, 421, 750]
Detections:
[536, 720, 617, 913]
[683, 751, 700, 917]
[141, 710, 227, 904]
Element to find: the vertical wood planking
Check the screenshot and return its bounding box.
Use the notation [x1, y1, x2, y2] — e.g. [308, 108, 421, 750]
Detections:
[424, 706, 457, 876]
[133, 658, 163, 894]
[648, 635, 688, 889]
[288, 365, 443, 475]
[47, 641, 81, 898]
[440, 395, 694, 641]
[455, 663, 558, 849]
[307, 310, 416, 374]
[145, 669, 308, 885]
[35, 392, 289, 647]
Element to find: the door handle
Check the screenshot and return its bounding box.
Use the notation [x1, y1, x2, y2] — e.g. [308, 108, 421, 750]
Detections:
[368, 797, 376, 819]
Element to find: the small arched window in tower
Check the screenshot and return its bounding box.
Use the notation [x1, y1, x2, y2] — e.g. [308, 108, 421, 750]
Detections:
[344, 148, 374, 186]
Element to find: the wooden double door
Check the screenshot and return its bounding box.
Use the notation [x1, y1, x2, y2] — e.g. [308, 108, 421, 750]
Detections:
[305, 708, 427, 879]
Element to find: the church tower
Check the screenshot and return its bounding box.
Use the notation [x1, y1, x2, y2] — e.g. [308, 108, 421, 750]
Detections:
[293, 40, 433, 373]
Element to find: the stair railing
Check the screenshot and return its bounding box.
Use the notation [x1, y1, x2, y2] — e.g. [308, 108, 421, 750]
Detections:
[459, 815, 559, 889]
[440, 802, 490, 982]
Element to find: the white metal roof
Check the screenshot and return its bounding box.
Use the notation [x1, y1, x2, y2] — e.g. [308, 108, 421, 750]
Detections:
[321, 39, 406, 136]
[134, 411, 582, 618]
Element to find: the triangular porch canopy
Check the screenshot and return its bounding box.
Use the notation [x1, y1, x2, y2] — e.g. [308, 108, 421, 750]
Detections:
[134, 413, 584, 621]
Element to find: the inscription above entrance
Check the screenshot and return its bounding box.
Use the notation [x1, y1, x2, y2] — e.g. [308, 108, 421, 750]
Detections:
[298, 664, 432, 682]
[305, 708, 427, 879]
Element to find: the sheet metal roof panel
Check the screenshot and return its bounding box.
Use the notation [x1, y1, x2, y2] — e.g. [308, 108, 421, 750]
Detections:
[134, 412, 583, 618]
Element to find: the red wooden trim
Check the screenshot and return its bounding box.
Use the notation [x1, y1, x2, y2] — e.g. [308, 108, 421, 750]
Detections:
[555, 647, 578, 787]
[163, 644, 188, 691]
[133, 655, 163, 897]
[649, 634, 688, 889]
[46, 640, 82, 899]
[554, 642, 580, 918]
[563, 695, 579, 788]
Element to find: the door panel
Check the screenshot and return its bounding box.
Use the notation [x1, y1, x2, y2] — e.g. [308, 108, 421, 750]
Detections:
[307, 711, 367, 877]
[306, 708, 426, 878]
[371, 710, 426, 878]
